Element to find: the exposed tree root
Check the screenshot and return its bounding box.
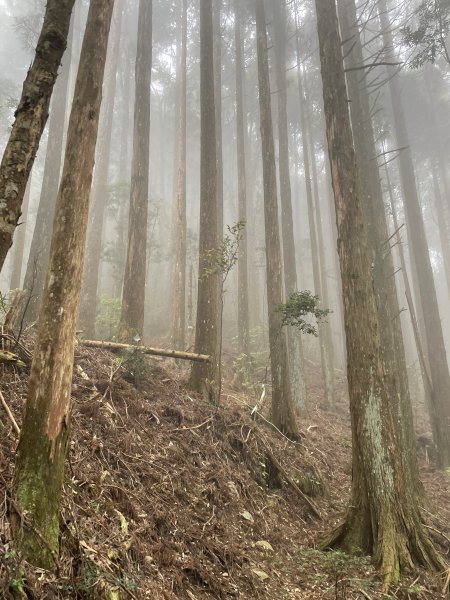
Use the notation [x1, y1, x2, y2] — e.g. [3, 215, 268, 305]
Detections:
[322, 505, 448, 592]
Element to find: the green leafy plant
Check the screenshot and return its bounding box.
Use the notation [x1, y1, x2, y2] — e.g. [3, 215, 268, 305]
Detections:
[277, 290, 331, 336]
[95, 296, 122, 340]
[402, 0, 450, 68]
[201, 220, 246, 283]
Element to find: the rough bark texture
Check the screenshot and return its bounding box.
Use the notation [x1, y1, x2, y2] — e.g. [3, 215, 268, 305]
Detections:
[189, 0, 222, 404]
[378, 0, 450, 468]
[338, 0, 418, 487]
[171, 0, 188, 350]
[12, 0, 115, 568]
[21, 22, 74, 324]
[79, 0, 123, 337]
[255, 0, 298, 440]
[0, 0, 76, 272]
[234, 0, 250, 358]
[119, 0, 152, 342]
[316, 0, 444, 588]
[273, 1, 306, 411]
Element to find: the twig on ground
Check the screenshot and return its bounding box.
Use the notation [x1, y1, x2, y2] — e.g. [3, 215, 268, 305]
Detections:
[0, 389, 20, 435]
[169, 416, 213, 433]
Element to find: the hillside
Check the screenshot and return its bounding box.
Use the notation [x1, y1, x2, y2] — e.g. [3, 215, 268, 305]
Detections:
[0, 344, 449, 599]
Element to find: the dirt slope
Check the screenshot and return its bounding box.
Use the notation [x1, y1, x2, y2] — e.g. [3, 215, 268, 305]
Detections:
[0, 344, 449, 599]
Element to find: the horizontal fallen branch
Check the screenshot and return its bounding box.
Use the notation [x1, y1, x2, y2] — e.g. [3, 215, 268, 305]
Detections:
[80, 339, 211, 363]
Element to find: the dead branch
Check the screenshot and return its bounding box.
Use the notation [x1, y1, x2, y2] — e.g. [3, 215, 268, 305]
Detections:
[262, 444, 322, 520]
[0, 390, 20, 435]
[80, 339, 211, 363]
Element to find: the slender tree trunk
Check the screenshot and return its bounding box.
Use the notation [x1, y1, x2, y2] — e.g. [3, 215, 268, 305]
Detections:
[9, 180, 31, 290]
[21, 22, 74, 324]
[316, 0, 444, 588]
[431, 159, 450, 301]
[119, 0, 152, 342]
[114, 40, 133, 298]
[214, 0, 224, 240]
[0, 0, 76, 271]
[295, 30, 334, 408]
[12, 0, 115, 568]
[234, 0, 250, 358]
[171, 0, 188, 349]
[79, 0, 123, 337]
[378, 0, 450, 468]
[273, 0, 306, 411]
[255, 0, 298, 439]
[189, 0, 222, 404]
[385, 165, 434, 421]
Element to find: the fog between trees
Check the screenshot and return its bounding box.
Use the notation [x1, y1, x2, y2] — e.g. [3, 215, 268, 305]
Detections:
[0, 0, 450, 592]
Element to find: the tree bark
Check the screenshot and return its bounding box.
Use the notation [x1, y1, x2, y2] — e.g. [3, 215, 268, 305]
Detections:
[255, 0, 298, 440]
[12, 0, 115, 569]
[0, 0, 76, 272]
[315, 0, 444, 588]
[9, 180, 31, 290]
[378, 0, 450, 468]
[21, 21, 74, 324]
[295, 32, 334, 409]
[189, 0, 222, 404]
[79, 0, 123, 337]
[337, 0, 418, 485]
[118, 0, 152, 342]
[234, 0, 250, 358]
[171, 0, 188, 350]
[273, 0, 306, 411]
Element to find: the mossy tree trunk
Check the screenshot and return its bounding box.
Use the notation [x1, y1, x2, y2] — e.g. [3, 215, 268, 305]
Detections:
[337, 0, 419, 486]
[12, 0, 116, 569]
[119, 0, 152, 342]
[189, 0, 222, 404]
[255, 0, 298, 440]
[315, 0, 445, 588]
[0, 0, 76, 273]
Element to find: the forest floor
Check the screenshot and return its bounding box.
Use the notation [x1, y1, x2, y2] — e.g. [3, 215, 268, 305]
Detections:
[0, 339, 449, 599]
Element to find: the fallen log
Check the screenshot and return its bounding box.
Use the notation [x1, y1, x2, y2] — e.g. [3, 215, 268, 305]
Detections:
[80, 339, 211, 363]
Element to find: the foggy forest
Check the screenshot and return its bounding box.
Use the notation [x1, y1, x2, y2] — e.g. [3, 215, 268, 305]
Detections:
[1, 0, 450, 598]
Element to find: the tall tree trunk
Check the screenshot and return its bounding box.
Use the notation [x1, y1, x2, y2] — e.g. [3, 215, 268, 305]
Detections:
[378, 0, 450, 468]
[12, 0, 115, 568]
[0, 0, 76, 271]
[234, 0, 250, 358]
[214, 0, 224, 240]
[385, 165, 434, 422]
[21, 22, 74, 324]
[171, 0, 188, 349]
[114, 39, 133, 298]
[255, 0, 298, 439]
[337, 0, 418, 484]
[189, 0, 222, 404]
[316, 0, 444, 588]
[79, 0, 123, 337]
[118, 0, 153, 342]
[431, 159, 450, 301]
[295, 30, 334, 408]
[9, 180, 31, 290]
[273, 0, 306, 411]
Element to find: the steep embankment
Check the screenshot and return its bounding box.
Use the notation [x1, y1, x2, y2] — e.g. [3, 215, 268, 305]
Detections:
[0, 342, 449, 599]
